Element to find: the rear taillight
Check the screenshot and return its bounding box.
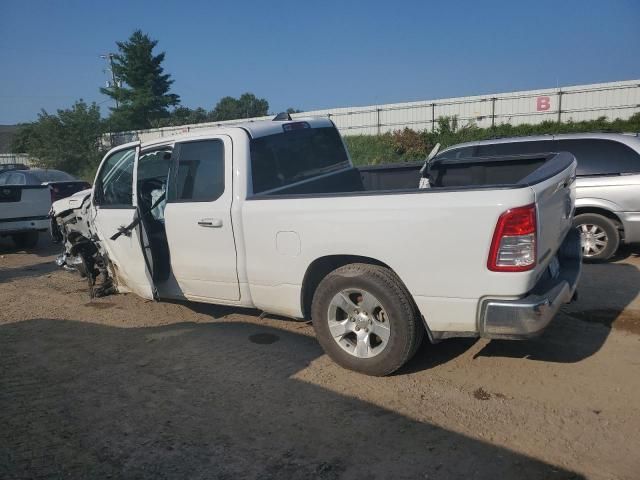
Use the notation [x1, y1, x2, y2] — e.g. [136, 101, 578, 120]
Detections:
[488, 204, 537, 272]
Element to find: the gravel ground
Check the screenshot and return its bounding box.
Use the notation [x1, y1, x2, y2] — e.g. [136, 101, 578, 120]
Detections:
[1, 237, 639, 479]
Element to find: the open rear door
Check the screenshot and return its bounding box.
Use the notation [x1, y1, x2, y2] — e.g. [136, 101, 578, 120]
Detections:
[90, 142, 156, 299]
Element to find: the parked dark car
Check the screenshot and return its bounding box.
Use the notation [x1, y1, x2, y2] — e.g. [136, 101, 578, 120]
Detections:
[0, 168, 91, 202]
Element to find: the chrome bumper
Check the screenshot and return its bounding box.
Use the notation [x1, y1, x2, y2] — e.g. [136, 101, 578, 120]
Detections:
[479, 229, 582, 339]
[0, 217, 49, 236]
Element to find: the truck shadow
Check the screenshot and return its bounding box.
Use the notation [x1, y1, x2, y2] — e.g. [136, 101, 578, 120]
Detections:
[0, 237, 65, 283]
[180, 301, 480, 374]
[609, 243, 640, 262]
[0, 235, 61, 258]
[0, 318, 582, 479]
[473, 261, 640, 363]
[0, 261, 59, 283]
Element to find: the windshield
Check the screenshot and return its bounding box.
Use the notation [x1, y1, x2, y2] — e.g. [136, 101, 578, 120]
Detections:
[250, 126, 349, 194]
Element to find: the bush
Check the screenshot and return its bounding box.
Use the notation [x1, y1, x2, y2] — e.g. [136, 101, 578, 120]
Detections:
[390, 128, 429, 160]
[343, 134, 404, 166]
[345, 113, 640, 166]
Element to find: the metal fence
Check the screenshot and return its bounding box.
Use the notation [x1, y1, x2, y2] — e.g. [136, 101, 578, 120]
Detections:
[108, 79, 640, 146]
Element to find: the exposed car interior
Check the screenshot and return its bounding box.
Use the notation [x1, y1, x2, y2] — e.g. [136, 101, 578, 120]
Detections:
[136, 149, 172, 282]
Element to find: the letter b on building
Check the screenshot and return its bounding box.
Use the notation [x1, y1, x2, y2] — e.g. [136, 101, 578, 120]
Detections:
[536, 96, 551, 111]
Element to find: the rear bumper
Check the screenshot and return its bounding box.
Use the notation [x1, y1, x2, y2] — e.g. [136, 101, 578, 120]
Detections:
[0, 216, 49, 236]
[478, 229, 582, 339]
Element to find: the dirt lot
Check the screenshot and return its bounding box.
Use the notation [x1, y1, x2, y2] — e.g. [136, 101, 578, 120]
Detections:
[1, 238, 639, 480]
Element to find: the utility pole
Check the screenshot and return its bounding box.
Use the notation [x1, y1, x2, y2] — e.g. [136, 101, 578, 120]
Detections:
[100, 53, 119, 108]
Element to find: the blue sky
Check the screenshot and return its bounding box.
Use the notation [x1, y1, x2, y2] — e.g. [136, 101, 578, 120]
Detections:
[1, 0, 639, 124]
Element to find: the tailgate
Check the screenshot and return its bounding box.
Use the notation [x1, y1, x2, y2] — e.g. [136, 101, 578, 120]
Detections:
[0, 186, 51, 219]
[528, 153, 577, 273]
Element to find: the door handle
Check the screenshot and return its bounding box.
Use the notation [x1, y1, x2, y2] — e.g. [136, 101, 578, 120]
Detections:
[198, 218, 223, 228]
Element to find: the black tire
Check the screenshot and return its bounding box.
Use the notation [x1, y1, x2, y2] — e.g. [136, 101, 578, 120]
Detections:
[75, 258, 88, 278]
[573, 213, 619, 262]
[311, 263, 424, 376]
[11, 231, 39, 250]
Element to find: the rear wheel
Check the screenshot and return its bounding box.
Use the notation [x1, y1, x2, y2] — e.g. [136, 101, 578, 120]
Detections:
[573, 213, 619, 262]
[12, 231, 39, 250]
[311, 263, 424, 376]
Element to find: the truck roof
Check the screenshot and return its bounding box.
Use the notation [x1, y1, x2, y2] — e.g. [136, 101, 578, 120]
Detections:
[137, 117, 334, 150]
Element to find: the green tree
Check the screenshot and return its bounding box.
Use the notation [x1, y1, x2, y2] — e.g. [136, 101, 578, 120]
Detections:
[101, 30, 180, 131]
[286, 107, 303, 114]
[11, 100, 104, 178]
[159, 106, 211, 127]
[211, 93, 269, 121]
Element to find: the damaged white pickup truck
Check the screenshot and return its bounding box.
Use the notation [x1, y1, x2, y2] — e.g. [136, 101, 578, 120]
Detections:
[52, 116, 581, 375]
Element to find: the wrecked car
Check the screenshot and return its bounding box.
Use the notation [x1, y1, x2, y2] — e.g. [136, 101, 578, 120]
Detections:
[50, 188, 114, 296]
[51, 116, 581, 376]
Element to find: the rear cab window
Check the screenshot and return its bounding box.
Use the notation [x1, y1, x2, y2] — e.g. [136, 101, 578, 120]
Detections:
[3, 172, 27, 185]
[250, 126, 350, 194]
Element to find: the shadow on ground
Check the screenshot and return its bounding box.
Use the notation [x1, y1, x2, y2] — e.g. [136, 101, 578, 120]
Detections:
[0, 235, 59, 258]
[0, 261, 58, 283]
[0, 234, 59, 283]
[0, 319, 583, 480]
[610, 243, 640, 262]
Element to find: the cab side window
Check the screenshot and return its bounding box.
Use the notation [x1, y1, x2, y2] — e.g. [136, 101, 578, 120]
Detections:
[169, 140, 225, 202]
[94, 147, 136, 207]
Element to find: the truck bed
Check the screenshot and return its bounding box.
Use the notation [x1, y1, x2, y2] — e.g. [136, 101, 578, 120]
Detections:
[250, 152, 573, 198]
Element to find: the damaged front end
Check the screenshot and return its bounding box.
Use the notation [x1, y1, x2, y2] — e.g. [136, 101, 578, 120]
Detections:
[50, 190, 115, 298]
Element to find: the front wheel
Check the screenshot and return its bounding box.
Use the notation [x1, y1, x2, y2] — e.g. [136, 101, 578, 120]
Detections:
[573, 213, 620, 262]
[311, 263, 424, 376]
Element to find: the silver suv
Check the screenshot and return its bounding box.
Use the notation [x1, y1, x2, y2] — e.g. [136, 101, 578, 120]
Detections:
[435, 133, 640, 261]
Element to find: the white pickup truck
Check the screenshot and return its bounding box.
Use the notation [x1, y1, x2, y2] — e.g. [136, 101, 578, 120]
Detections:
[53, 117, 581, 375]
[0, 184, 50, 248]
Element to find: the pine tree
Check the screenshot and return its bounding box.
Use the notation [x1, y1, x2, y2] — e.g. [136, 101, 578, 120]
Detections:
[101, 30, 180, 130]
